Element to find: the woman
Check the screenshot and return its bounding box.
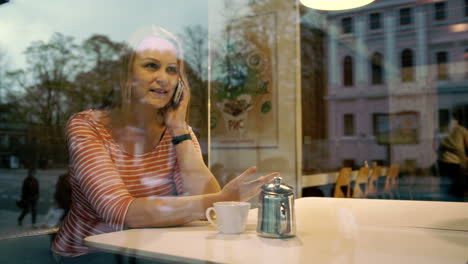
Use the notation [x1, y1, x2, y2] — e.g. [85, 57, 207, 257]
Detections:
[51, 26, 277, 261]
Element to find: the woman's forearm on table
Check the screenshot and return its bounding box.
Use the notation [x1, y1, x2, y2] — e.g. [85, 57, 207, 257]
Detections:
[124, 192, 225, 228]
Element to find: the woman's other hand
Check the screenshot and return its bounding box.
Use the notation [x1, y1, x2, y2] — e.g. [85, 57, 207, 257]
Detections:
[220, 166, 278, 201]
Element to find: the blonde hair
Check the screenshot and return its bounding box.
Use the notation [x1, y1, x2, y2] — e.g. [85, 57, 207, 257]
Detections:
[105, 25, 189, 114]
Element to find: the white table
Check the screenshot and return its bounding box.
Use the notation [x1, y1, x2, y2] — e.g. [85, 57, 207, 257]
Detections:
[85, 197, 468, 264]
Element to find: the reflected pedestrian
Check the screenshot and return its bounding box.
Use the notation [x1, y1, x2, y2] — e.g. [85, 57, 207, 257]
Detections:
[17, 168, 40, 226]
[437, 108, 468, 201]
[54, 172, 72, 219]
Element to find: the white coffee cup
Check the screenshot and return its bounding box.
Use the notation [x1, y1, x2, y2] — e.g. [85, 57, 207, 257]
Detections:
[205, 201, 250, 234]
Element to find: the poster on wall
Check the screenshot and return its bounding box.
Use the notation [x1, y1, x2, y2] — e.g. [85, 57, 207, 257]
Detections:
[210, 12, 278, 148]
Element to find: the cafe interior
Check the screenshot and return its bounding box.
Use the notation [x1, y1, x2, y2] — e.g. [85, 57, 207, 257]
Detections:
[0, 0, 467, 263]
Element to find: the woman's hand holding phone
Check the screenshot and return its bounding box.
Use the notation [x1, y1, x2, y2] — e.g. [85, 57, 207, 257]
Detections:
[164, 78, 190, 136]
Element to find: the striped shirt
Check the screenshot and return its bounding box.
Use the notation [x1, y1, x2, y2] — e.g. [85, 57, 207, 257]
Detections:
[51, 109, 200, 257]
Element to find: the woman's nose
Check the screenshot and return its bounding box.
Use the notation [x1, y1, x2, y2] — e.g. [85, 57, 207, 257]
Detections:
[154, 71, 169, 85]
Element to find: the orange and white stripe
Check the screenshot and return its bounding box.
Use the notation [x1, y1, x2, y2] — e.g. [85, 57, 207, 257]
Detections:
[51, 110, 199, 257]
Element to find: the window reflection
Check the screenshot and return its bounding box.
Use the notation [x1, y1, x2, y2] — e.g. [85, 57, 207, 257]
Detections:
[0, 0, 467, 262]
[399, 7, 412, 26]
[369, 12, 381, 30]
[434, 1, 447, 21]
[371, 52, 384, 85]
[436, 51, 449, 80]
[401, 48, 414, 82]
[343, 55, 354, 86]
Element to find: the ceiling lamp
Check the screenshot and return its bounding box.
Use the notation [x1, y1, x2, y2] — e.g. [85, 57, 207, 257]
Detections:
[300, 0, 376, 11]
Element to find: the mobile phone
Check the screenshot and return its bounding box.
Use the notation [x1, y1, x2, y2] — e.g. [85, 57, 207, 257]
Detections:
[173, 78, 184, 107]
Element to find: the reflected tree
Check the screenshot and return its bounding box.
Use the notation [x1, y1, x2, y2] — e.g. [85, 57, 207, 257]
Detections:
[70, 35, 125, 114]
[4, 33, 127, 167]
[0, 47, 9, 103]
[180, 25, 210, 161]
[7, 33, 81, 167]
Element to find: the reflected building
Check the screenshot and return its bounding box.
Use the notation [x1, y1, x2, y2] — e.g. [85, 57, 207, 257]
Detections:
[325, 0, 468, 170]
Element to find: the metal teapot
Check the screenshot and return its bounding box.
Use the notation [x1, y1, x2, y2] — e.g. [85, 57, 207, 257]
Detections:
[257, 176, 296, 238]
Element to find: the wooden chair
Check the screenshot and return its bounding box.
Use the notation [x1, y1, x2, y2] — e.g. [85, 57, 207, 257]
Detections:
[366, 166, 381, 198]
[382, 164, 400, 199]
[352, 166, 370, 198]
[333, 167, 352, 198]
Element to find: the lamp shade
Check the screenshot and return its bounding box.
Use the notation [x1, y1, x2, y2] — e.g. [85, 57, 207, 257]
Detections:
[300, 0, 375, 11]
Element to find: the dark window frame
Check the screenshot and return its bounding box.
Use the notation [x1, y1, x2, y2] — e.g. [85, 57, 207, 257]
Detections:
[341, 17, 353, 34]
[399, 8, 412, 26]
[343, 113, 355, 136]
[401, 49, 414, 82]
[438, 109, 450, 133]
[436, 51, 449, 80]
[369, 12, 382, 30]
[434, 2, 447, 21]
[343, 159, 356, 168]
[465, 0, 468, 17]
[343, 56, 354, 87]
[464, 48, 468, 78]
[371, 52, 384, 84]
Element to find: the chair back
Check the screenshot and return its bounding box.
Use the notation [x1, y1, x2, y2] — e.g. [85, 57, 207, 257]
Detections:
[367, 166, 381, 197]
[353, 166, 370, 198]
[383, 164, 400, 195]
[333, 167, 352, 198]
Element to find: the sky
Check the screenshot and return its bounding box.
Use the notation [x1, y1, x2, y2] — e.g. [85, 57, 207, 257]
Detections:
[0, 0, 210, 69]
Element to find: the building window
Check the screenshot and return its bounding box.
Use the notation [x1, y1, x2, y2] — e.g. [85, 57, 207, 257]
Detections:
[10, 136, 19, 147]
[343, 56, 354, 86]
[372, 113, 388, 137]
[401, 49, 414, 82]
[343, 113, 355, 136]
[369, 13, 381, 30]
[371, 52, 384, 84]
[341, 17, 353, 34]
[438, 109, 450, 133]
[343, 159, 355, 169]
[403, 159, 417, 172]
[434, 2, 447, 21]
[464, 48, 468, 78]
[0, 135, 7, 148]
[436, 51, 449, 80]
[399, 8, 412, 25]
[465, 0, 468, 17]
[372, 160, 386, 166]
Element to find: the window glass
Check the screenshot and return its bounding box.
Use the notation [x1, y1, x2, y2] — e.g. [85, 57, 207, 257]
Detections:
[371, 52, 384, 84]
[436, 51, 449, 80]
[438, 109, 450, 133]
[465, 0, 468, 17]
[343, 56, 354, 86]
[399, 7, 412, 25]
[369, 12, 381, 30]
[341, 17, 353, 33]
[401, 49, 414, 82]
[342, 159, 355, 168]
[464, 48, 468, 77]
[1, 0, 468, 262]
[343, 113, 355, 136]
[434, 2, 447, 21]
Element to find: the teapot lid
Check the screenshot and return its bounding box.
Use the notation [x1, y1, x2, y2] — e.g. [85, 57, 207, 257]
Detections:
[261, 176, 294, 195]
